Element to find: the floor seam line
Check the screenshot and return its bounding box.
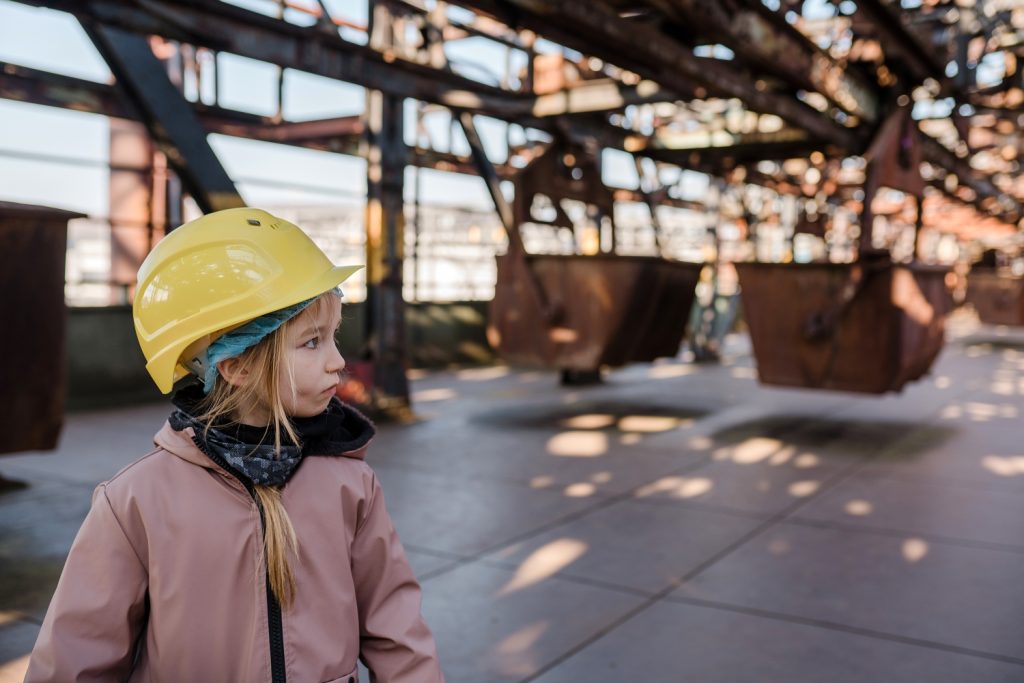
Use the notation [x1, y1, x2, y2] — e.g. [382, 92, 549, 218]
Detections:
[780, 516, 1024, 556]
[663, 595, 1024, 667]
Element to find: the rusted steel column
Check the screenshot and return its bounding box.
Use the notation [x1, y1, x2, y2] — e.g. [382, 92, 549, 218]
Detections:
[361, 1, 410, 415]
[108, 118, 154, 304]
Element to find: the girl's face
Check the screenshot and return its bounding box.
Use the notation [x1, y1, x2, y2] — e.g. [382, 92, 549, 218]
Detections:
[278, 296, 346, 418]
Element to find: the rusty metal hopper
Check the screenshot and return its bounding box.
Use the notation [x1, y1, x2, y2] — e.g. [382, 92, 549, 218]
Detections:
[0, 202, 84, 455]
[489, 254, 702, 370]
[736, 262, 952, 394]
[486, 140, 702, 371]
[965, 270, 1024, 326]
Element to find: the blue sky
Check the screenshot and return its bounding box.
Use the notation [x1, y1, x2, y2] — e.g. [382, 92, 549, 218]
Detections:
[0, 0, 652, 218]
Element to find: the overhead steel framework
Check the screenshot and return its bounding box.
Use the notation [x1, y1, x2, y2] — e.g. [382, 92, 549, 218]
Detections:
[4, 0, 1024, 409]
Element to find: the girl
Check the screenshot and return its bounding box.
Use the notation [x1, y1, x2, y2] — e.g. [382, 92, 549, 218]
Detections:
[26, 208, 445, 682]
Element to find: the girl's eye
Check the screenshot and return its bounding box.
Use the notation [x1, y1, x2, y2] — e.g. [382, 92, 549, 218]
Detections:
[303, 336, 319, 349]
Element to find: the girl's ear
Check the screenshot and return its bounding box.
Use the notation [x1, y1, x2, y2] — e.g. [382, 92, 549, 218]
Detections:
[216, 357, 249, 387]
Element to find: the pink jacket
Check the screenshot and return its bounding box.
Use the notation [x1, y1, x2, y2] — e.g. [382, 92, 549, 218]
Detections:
[25, 421, 445, 683]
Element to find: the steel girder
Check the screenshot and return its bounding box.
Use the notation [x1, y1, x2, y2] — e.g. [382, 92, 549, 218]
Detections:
[447, 0, 864, 150]
[16, 0, 532, 117]
[86, 24, 244, 213]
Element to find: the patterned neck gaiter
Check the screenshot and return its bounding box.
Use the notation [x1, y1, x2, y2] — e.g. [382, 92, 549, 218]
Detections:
[168, 383, 375, 487]
[168, 408, 305, 487]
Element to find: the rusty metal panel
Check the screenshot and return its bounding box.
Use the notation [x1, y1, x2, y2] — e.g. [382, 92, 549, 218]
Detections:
[736, 262, 951, 394]
[965, 270, 1024, 326]
[489, 254, 701, 370]
[0, 202, 84, 454]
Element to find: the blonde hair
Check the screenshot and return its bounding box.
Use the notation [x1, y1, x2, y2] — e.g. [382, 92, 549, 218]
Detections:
[193, 292, 338, 609]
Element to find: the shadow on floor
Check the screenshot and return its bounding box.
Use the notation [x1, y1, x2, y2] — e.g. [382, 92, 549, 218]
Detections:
[0, 554, 63, 619]
[708, 416, 955, 462]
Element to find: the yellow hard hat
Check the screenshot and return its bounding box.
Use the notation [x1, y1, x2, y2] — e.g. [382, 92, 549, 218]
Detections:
[133, 208, 363, 394]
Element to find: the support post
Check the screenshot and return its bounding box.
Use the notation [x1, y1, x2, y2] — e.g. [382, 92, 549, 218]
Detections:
[913, 193, 925, 262]
[634, 155, 667, 256]
[108, 118, 154, 304]
[361, 1, 411, 417]
[690, 179, 724, 363]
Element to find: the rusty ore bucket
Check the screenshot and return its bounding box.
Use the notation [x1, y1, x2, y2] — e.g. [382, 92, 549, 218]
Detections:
[965, 269, 1024, 326]
[735, 262, 952, 394]
[489, 254, 702, 370]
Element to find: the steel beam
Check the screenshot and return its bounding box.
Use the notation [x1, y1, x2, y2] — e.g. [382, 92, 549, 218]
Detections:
[658, 0, 879, 122]
[450, 0, 863, 150]
[852, 0, 949, 87]
[17, 61, 1004, 216]
[0, 63, 637, 189]
[10, 57, 1016, 222]
[2, 3, 871, 156]
[640, 139, 832, 171]
[0, 61, 133, 119]
[457, 109, 559, 321]
[0, 60, 367, 156]
[456, 112, 515, 236]
[86, 24, 243, 213]
[17, 0, 534, 118]
[361, 1, 410, 415]
[237, 115, 365, 142]
[531, 78, 673, 117]
[626, 126, 813, 153]
[920, 134, 1021, 223]
[9, 2, 1019, 226]
[19, 0, 680, 126]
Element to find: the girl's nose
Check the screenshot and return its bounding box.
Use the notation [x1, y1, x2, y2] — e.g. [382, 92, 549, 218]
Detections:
[327, 343, 346, 374]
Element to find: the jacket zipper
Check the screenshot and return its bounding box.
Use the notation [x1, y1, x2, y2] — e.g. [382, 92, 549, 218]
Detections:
[190, 435, 288, 683]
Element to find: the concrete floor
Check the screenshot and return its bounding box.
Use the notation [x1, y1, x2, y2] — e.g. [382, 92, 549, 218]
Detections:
[2, 314, 1024, 681]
